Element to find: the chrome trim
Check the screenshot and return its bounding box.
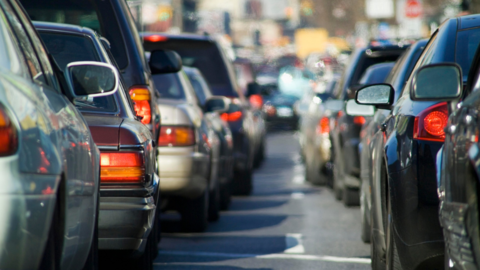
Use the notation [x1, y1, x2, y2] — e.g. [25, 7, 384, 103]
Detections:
[119, 144, 143, 150]
[97, 145, 118, 151]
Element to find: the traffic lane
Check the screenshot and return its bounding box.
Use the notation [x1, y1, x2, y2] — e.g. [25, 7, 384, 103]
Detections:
[155, 131, 370, 269]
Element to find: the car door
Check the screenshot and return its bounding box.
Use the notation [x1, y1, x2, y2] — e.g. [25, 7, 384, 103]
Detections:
[3, 0, 98, 268]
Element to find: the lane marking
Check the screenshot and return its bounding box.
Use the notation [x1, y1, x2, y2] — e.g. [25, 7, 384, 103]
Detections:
[156, 250, 371, 264]
[292, 175, 305, 184]
[284, 233, 305, 253]
[291, 192, 305, 199]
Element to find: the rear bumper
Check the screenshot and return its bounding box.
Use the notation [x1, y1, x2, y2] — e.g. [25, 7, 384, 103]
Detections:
[158, 147, 209, 199]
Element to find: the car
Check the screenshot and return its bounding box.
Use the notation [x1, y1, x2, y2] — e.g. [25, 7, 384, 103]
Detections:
[152, 61, 229, 232]
[142, 33, 258, 195]
[355, 15, 480, 269]
[330, 44, 406, 206]
[0, 1, 118, 268]
[184, 66, 235, 210]
[433, 34, 480, 270]
[20, 0, 161, 147]
[262, 93, 300, 130]
[351, 39, 427, 244]
[34, 21, 162, 268]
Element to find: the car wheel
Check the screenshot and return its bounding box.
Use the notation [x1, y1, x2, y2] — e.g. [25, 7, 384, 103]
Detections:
[82, 192, 99, 270]
[253, 140, 265, 168]
[182, 189, 209, 232]
[306, 159, 327, 186]
[232, 168, 253, 196]
[208, 181, 221, 222]
[220, 180, 232, 211]
[343, 186, 359, 206]
[333, 162, 343, 200]
[386, 193, 402, 270]
[360, 184, 371, 243]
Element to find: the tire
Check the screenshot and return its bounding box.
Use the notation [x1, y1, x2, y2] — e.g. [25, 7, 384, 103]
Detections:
[208, 181, 220, 222]
[333, 163, 343, 200]
[232, 168, 253, 196]
[253, 140, 265, 168]
[181, 189, 209, 232]
[386, 192, 402, 270]
[306, 159, 328, 186]
[343, 186, 360, 206]
[82, 192, 99, 270]
[360, 185, 371, 243]
[220, 180, 232, 211]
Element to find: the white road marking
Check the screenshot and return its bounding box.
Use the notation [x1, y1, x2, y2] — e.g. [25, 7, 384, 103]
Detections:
[156, 250, 371, 264]
[292, 175, 305, 184]
[284, 233, 305, 253]
[291, 192, 305, 199]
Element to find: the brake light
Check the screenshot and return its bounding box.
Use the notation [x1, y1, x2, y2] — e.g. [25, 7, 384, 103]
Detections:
[249, 94, 264, 109]
[100, 152, 145, 183]
[0, 106, 17, 156]
[316, 117, 330, 135]
[158, 126, 195, 146]
[143, 35, 168, 42]
[129, 86, 152, 125]
[413, 102, 448, 142]
[221, 111, 243, 122]
[353, 116, 366, 125]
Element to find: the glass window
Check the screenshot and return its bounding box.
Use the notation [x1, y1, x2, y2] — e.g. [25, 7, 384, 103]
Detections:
[456, 27, 480, 81]
[152, 73, 186, 100]
[1, 1, 47, 84]
[39, 31, 117, 112]
[188, 75, 207, 105]
[0, 5, 28, 78]
[21, 0, 129, 69]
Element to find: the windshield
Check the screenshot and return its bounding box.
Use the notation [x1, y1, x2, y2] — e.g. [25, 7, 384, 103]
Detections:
[39, 32, 116, 112]
[152, 73, 186, 100]
[456, 27, 480, 81]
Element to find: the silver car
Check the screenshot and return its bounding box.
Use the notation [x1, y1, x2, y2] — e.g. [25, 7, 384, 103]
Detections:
[154, 67, 228, 232]
[0, 1, 118, 269]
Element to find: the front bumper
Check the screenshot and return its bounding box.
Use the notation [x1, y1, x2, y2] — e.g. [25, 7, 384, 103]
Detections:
[158, 146, 209, 199]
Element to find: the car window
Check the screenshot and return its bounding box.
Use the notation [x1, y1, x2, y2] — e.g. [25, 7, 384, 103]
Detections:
[456, 27, 480, 81]
[188, 74, 207, 105]
[359, 64, 393, 85]
[153, 73, 186, 100]
[39, 31, 117, 112]
[1, 1, 47, 85]
[21, 0, 129, 70]
[179, 70, 200, 105]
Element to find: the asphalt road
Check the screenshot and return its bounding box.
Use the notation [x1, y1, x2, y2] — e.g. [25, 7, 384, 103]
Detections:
[154, 131, 371, 270]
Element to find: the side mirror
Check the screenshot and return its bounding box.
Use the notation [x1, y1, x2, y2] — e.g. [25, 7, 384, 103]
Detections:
[64, 61, 119, 98]
[345, 99, 375, 116]
[149, 49, 182, 74]
[410, 63, 462, 101]
[246, 82, 261, 97]
[355, 83, 394, 110]
[323, 99, 344, 112]
[204, 96, 230, 113]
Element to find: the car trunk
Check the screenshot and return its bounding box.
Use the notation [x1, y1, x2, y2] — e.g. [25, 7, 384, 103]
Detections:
[83, 115, 123, 148]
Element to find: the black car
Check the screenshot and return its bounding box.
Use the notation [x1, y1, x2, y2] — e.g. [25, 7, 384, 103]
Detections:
[184, 66, 235, 210]
[434, 29, 480, 270]
[142, 33, 259, 195]
[331, 45, 405, 206]
[356, 39, 427, 244]
[20, 0, 161, 145]
[263, 93, 300, 130]
[355, 15, 480, 269]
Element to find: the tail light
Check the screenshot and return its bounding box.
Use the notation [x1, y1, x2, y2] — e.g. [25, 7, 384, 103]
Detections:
[158, 126, 195, 146]
[249, 94, 264, 109]
[0, 106, 17, 156]
[143, 35, 168, 42]
[316, 117, 330, 135]
[221, 111, 243, 122]
[413, 102, 448, 142]
[100, 152, 145, 183]
[129, 86, 152, 125]
[353, 116, 366, 125]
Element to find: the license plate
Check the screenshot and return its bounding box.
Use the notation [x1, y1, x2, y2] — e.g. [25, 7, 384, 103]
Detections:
[277, 107, 293, 117]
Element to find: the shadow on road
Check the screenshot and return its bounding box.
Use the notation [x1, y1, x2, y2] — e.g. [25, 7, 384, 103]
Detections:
[154, 265, 271, 270]
[227, 199, 289, 211]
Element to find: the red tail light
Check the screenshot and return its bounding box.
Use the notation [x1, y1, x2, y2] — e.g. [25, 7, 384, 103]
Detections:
[249, 94, 264, 109]
[316, 117, 330, 135]
[221, 111, 243, 122]
[0, 106, 17, 156]
[353, 116, 366, 125]
[129, 86, 152, 125]
[143, 35, 168, 42]
[100, 152, 145, 183]
[413, 102, 448, 142]
[158, 126, 195, 146]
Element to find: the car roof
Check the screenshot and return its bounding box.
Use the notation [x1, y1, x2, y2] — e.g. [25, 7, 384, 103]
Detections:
[33, 21, 97, 37]
[458, 14, 480, 30]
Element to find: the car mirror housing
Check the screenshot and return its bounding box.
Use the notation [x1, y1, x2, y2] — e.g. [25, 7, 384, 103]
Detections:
[345, 99, 375, 116]
[149, 49, 182, 74]
[205, 96, 230, 113]
[410, 63, 462, 101]
[355, 83, 394, 110]
[64, 61, 119, 99]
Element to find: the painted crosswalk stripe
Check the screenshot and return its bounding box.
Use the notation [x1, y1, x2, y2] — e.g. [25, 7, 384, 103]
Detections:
[284, 233, 305, 253]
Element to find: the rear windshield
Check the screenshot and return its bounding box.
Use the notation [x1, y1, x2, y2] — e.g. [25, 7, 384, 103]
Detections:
[39, 32, 117, 112]
[456, 27, 480, 81]
[352, 53, 401, 86]
[359, 64, 393, 85]
[144, 39, 234, 96]
[152, 73, 186, 100]
[21, 0, 128, 69]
